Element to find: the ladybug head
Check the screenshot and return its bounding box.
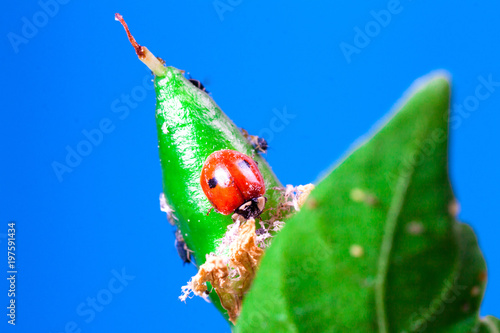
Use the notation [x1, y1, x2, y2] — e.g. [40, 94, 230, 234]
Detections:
[233, 196, 267, 220]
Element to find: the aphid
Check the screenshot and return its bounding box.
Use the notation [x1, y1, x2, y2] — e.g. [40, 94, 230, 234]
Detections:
[188, 78, 208, 92]
[175, 230, 192, 265]
[159, 193, 178, 226]
[241, 128, 268, 153]
[186, 73, 210, 93]
[200, 150, 267, 220]
[252, 137, 268, 153]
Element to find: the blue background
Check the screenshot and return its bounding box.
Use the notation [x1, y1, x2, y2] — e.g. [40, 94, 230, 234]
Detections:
[1, 1, 499, 332]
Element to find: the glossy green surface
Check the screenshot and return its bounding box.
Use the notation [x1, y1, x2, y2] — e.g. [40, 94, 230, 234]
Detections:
[154, 66, 282, 320]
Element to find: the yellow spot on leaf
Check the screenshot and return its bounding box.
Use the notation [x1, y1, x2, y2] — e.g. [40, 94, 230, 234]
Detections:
[406, 221, 425, 235]
[350, 244, 364, 258]
[350, 188, 366, 202]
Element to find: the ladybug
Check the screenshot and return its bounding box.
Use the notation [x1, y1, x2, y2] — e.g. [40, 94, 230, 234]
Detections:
[200, 150, 266, 220]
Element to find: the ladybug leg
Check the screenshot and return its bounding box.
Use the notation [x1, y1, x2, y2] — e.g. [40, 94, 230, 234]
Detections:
[206, 207, 213, 216]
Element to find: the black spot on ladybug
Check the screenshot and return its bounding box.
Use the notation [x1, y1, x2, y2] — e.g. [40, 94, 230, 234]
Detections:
[208, 177, 218, 189]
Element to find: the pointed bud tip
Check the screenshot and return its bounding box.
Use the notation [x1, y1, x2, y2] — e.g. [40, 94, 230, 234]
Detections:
[114, 13, 166, 76]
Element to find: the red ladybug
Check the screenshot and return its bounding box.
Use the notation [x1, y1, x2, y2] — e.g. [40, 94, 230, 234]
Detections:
[200, 150, 266, 219]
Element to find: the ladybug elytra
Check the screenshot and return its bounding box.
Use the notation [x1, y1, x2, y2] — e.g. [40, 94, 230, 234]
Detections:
[200, 150, 266, 220]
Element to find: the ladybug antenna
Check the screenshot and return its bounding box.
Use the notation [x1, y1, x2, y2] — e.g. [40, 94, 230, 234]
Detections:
[115, 13, 167, 77]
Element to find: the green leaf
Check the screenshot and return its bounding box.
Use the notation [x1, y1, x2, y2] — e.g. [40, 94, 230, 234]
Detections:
[236, 73, 493, 332]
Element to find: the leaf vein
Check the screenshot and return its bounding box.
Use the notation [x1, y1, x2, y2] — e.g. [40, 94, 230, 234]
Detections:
[483, 317, 500, 333]
[375, 168, 414, 333]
